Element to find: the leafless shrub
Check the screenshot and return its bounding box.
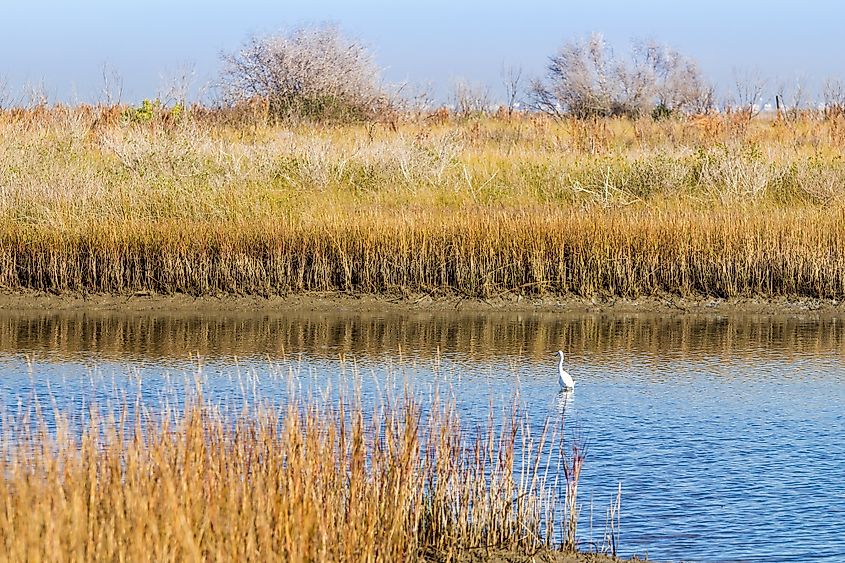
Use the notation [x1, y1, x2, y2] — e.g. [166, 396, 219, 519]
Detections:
[159, 62, 196, 108]
[0, 75, 11, 109]
[24, 80, 49, 108]
[731, 68, 767, 118]
[823, 78, 845, 119]
[531, 33, 712, 119]
[395, 82, 436, 117]
[100, 63, 124, 106]
[699, 143, 772, 200]
[452, 79, 491, 118]
[501, 64, 524, 117]
[789, 157, 845, 204]
[775, 77, 810, 122]
[219, 25, 390, 122]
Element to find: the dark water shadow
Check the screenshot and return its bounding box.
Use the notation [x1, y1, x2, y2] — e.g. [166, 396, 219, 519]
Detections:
[0, 309, 842, 364]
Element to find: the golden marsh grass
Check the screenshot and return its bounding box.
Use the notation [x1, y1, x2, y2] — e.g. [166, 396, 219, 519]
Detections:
[2, 106, 845, 299]
[2, 208, 845, 298]
[0, 388, 578, 562]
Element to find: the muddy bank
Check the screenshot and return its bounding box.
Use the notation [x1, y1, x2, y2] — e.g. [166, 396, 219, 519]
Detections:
[0, 289, 843, 317]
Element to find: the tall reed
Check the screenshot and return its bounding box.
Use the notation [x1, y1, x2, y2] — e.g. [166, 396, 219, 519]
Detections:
[0, 390, 571, 561]
[1, 207, 844, 298]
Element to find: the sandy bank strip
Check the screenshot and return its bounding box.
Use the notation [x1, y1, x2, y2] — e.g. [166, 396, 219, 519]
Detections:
[0, 289, 842, 317]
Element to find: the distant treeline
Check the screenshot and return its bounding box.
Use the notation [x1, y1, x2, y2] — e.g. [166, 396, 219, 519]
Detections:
[3, 25, 845, 122]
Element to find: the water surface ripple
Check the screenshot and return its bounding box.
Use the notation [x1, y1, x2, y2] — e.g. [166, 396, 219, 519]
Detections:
[0, 309, 843, 562]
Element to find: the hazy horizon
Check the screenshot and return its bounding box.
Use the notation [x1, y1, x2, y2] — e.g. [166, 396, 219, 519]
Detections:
[2, 0, 843, 106]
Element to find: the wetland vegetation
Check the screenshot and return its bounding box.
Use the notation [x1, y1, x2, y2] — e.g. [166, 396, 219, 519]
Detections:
[3, 106, 845, 301]
[0, 384, 604, 561]
[3, 23, 845, 563]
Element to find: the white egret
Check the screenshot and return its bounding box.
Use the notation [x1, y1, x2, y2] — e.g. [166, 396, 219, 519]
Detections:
[557, 350, 575, 390]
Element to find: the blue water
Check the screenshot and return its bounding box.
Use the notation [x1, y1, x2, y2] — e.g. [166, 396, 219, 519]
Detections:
[0, 311, 843, 562]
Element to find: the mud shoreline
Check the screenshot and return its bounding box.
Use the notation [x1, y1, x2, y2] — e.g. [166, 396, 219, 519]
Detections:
[0, 289, 842, 317]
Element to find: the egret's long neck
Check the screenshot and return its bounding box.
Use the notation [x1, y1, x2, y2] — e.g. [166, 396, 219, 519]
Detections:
[558, 354, 564, 372]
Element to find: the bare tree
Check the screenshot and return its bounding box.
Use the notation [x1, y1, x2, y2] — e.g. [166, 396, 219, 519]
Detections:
[532, 33, 711, 119]
[501, 64, 523, 117]
[219, 25, 389, 121]
[631, 40, 713, 115]
[616, 43, 657, 117]
[531, 33, 619, 118]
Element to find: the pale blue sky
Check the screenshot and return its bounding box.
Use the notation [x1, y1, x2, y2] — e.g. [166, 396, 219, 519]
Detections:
[1, 0, 841, 104]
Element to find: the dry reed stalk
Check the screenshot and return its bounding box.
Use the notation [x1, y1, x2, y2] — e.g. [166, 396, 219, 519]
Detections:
[563, 440, 586, 552]
[0, 206, 843, 299]
[603, 483, 622, 557]
[0, 391, 567, 562]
